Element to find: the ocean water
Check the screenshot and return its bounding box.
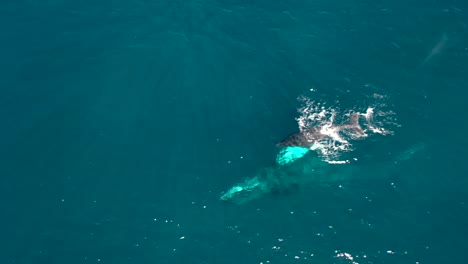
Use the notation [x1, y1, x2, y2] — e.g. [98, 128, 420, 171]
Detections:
[1, 0, 468, 263]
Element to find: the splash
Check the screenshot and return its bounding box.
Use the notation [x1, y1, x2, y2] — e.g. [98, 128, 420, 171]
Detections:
[295, 93, 397, 163]
[220, 90, 399, 205]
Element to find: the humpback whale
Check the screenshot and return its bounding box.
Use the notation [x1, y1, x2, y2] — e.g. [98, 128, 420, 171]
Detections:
[276, 113, 365, 148]
[219, 150, 345, 204]
[220, 110, 403, 204]
[219, 141, 424, 204]
[220, 113, 368, 204]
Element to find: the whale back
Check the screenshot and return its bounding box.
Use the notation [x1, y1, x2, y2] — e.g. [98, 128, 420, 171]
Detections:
[276, 128, 324, 148]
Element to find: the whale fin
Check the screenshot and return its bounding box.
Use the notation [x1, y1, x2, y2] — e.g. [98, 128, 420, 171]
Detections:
[342, 113, 365, 135]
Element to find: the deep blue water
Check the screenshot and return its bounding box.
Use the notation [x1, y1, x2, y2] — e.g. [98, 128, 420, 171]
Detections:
[1, 0, 468, 263]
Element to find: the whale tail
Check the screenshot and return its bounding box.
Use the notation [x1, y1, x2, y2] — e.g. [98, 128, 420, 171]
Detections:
[341, 113, 365, 136]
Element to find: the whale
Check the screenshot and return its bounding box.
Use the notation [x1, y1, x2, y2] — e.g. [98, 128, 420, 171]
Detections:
[220, 113, 368, 204]
[276, 113, 365, 148]
[219, 142, 425, 204]
[220, 109, 420, 204]
[219, 149, 351, 204]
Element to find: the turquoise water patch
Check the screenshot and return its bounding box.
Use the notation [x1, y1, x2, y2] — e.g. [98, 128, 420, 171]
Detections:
[276, 146, 310, 165]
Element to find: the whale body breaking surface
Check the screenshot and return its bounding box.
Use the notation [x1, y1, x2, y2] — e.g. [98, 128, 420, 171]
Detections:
[220, 93, 405, 204]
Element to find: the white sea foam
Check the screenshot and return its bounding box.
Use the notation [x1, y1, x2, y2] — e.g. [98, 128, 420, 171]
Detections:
[295, 92, 397, 163]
